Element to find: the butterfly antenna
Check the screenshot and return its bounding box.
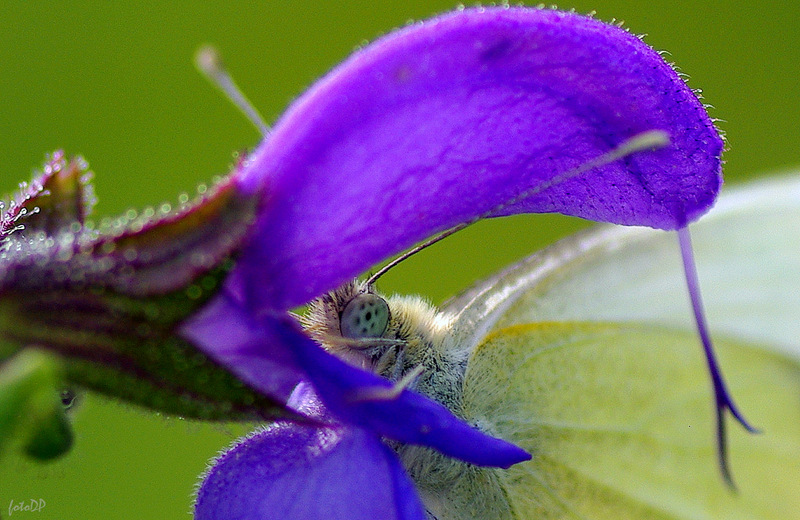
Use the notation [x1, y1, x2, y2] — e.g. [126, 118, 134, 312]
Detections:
[367, 130, 669, 285]
[677, 227, 759, 490]
[195, 45, 270, 136]
[366, 223, 469, 285]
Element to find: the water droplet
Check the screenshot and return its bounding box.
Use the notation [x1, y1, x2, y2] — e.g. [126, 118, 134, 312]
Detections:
[190, 252, 210, 268]
[136, 323, 152, 337]
[144, 303, 160, 320]
[56, 247, 74, 262]
[96, 257, 114, 272]
[146, 346, 162, 362]
[99, 241, 116, 254]
[186, 284, 203, 300]
[129, 220, 144, 233]
[60, 389, 79, 410]
[200, 275, 217, 291]
[122, 248, 137, 262]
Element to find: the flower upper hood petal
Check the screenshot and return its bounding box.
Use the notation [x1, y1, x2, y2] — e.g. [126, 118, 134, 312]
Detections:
[236, 7, 723, 311]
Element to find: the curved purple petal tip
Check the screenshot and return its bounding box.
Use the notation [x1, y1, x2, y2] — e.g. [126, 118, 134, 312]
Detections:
[237, 7, 723, 310]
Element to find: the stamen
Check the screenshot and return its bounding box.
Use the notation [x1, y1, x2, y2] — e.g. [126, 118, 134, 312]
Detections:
[195, 45, 271, 136]
[346, 364, 425, 403]
[367, 130, 669, 284]
[677, 226, 759, 489]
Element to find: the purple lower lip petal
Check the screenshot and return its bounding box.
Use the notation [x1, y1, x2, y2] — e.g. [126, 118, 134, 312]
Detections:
[195, 419, 427, 520]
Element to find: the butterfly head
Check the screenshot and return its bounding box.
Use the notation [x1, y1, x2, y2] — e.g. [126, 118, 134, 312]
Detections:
[302, 280, 398, 370]
[302, 280, 457, 383]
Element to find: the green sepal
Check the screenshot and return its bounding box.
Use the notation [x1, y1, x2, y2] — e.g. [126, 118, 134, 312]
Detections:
[0, 349, 72, 461]
[1, 151, 94, 241]
[0, 155, 298, 424]
[19, 151, 95, 235]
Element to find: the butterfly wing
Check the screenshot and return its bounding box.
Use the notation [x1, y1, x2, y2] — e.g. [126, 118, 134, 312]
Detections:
[445, 174, 800, 357]
[435, 174, 800, 519]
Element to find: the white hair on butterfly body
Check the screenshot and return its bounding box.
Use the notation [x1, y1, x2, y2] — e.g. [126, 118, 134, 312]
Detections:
[302, 279, 508, 520]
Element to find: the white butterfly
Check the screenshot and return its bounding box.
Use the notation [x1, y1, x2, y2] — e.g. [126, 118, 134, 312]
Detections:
[305, 173, 800, 519]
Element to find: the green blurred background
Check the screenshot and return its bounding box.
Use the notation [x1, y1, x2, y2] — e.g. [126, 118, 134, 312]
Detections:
[1, 1, 798, 518]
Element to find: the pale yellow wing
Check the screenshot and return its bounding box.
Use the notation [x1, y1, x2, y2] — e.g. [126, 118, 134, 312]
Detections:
[444, 174, 800, 361]
[459, 322, 800, 519]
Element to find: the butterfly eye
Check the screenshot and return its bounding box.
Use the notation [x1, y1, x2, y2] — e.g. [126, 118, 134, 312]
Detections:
[340, 293, 390, 339]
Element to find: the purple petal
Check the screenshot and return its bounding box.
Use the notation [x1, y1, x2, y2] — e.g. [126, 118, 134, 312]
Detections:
[236, 7, 723, 310]
[195, 401, 426, 520]
[274, 316, 531, 468]
[179, 281, 304, 402]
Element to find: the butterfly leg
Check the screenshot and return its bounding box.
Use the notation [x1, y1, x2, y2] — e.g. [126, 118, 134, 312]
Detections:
[347, 365, 425, 402]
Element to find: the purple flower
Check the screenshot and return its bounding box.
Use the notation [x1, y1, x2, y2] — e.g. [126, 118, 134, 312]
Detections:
[186, 7, 723, 519]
